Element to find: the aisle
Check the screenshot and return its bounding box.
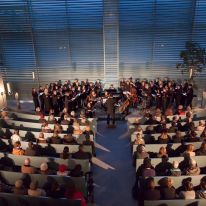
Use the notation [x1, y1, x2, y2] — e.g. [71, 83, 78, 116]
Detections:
[93, 121, 137, 206]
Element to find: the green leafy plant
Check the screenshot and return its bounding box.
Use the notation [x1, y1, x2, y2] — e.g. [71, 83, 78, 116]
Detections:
[176, 41, 206, 80]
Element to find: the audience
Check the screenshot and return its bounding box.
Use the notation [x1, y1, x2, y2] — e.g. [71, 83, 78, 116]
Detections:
[179, 181, 195, 199]
[21, 158, 36, 174]
[28, 181, 46, 197]
[13, 179, 27, 195]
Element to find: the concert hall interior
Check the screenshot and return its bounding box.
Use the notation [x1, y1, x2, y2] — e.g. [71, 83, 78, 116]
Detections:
[1, 1, 206, 206]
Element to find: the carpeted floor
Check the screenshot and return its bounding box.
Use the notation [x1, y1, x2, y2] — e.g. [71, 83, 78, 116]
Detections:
[92, 121, 137, 206]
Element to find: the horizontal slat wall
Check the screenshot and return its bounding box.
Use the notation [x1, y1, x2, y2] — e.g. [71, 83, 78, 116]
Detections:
[0, 0, 206, 100]
[0, 0, 104, 99]
[119, 0, 206, 86]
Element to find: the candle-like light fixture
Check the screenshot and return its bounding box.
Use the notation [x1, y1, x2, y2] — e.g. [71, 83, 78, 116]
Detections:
[6, 82, 11, 94]
[32, 71, 35, 80]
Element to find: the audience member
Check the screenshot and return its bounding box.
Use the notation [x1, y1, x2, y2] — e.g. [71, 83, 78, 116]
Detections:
[72, 145, 91, 160]
[60, 146, 70, 159]
[179, 181, 195, 199]
[186, 159, 200, 176]
[159, 177, 176, 200]
[155, 156, 172, 176]
[25, 141, 37, 156]
[57, 164, 68, 176]
[12, 141, 24, 155]
[11, 129, 21, 145]
[28, 181, 46, 197]
[21, 158, 36, 174]
[13, 179, 27, 195]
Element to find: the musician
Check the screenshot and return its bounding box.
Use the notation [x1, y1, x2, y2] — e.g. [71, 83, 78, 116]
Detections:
[186, 84, 194, 108]
[42, 89, 52, 115]
[32, 88, 40, 110]
[38, 86, 44, 112]
[105, 93, 116, 127]
[52, 90, 59, 115]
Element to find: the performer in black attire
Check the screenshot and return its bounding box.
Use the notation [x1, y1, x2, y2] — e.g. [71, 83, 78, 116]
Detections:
[105, 93, 116, 127]
[42, 89, 52, 115]
[186, 84, 194, 108]
[31, 88, 39, 110]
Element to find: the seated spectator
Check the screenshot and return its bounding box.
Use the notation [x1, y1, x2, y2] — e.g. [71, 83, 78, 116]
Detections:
[83, 134, 96, 156]
[72, 145, 91, 160]
[182, 119, 195, 132]
[70, 164, 83, 177]
[184, 130, 200, 142]
[60, 107, 69, 121]
[155, 156, 172, 176]
[36, 132, 46, 143]
[12, 141, 24, 155]
[49, 131, 62, 144]
[43, 178, 64, 198]
[73, 122, 83, 135]
[154, 108, 162, 122]
[179, 153, 191, 174]
[179, 181, 195, 199]
[61, 114, 70, 125]
[21, 158, 36, 174]
[196, 120, 205, 132]
[0, 173, 12, 193]
[156, 146, 168, 158]
[1, 111, 10, 120]
[60, 146, 70, 159]
[54, 122, 63, 134]
[28, 181, 46, 197]
[79, 117, 89, 126]
[133, 145, 149, 164]
[196, 177, 206, 199]
[13, 179, 27, 195]
[63, 134, 77, 145]
[25, 141, 37, 156]
[177, 105, 185, 115]
[41, 122, 52, 133]
[57, 164, 68, 176]
[182, 144, 195, 157]
[70, 111, 77, 119]
[142, 177, 161, 200]
[171, 130, 183, 143]
[0, 138, 8, 152]
[168, 122, 178, 133]
[134, 126, 143, 136]
[155, 123, 167, 134]
[166, 144, 176, 157]
[165, 107, 173, 117]
[47, 113, 57, 124]
[145, 125, 155, 134]
[159, 177, 176, 200]
[174, 140, 188, 157]
[142, 159, 156, 178]
[11, 129, 21, 145]
[65, 181, 86, 206]
[170, 161, 181, 176]
[136, 157, 155, 178]
[186, 106, 193, 117]
[144, 114, 159, 125]
[39, 162, 49, 175]
[157, 130, 171, 144]
[195, 142, 206, 156]
[0, 153, 15, 171]
[133, 133, 145, 145]
[186, 159, 200, 176]
[83, 125, 94, 139]
[43, 143, 57, 157]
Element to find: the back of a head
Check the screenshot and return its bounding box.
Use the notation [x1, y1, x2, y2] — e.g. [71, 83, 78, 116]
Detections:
[145, 177, 155, 190]
[30, 181, 38, 190]
[184, 181, 193, 191]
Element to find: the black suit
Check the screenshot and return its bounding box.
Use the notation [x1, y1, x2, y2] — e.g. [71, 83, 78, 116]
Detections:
[105, 97, 116, 125]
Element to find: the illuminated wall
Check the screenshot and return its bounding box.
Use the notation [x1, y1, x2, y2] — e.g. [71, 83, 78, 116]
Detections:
[0, 0, 206, 99]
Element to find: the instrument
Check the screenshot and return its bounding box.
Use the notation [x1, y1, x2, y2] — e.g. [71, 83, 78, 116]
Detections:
[118, 99, 130, 113]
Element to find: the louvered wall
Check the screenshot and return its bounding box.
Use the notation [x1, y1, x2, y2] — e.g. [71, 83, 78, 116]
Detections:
[0, 0, 206, 100]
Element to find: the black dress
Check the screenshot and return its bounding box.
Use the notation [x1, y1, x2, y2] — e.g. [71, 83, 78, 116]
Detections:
[32, 91, 40, 110]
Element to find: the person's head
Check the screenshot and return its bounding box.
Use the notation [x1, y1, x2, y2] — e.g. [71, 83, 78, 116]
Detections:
[70, 111, 75, 117]
[183, 181, 193, 191]
[29, 181, 38, 190]
[200, 176, 206, 190]
[36, 107, 41, 112]
[137, 145, 146, 153]
[200, 142, 206, 150]
[176, 130, 182, 137]
[64, 114, 68, 120]
[39, 132, 44, 139]
[159, 146, 167, 155]
[40, 162, 48, 172]
[145, 177, 155, 190]
[28, 141, 33, 149]
[186, 144, 194, 152]
[15, 179, 23, 189]
[165, 177, 173, 188]
[161, 155, 169, 163]
[24, 158, 31, 166]
[136, 126, 142, 133]
[178, 105, 183, 110]
[14, 141, 21, 148]
[63, 146, 69, 153]
[58, 164, 67, 173]
[143, 157, 152, 168]
[199, 120, 205, 127]
[78, 145, 84, 152]
[172, 160, 179, 169]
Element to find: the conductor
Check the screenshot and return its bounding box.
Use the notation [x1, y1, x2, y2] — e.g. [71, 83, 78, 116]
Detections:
[105, 93, 116, 128]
